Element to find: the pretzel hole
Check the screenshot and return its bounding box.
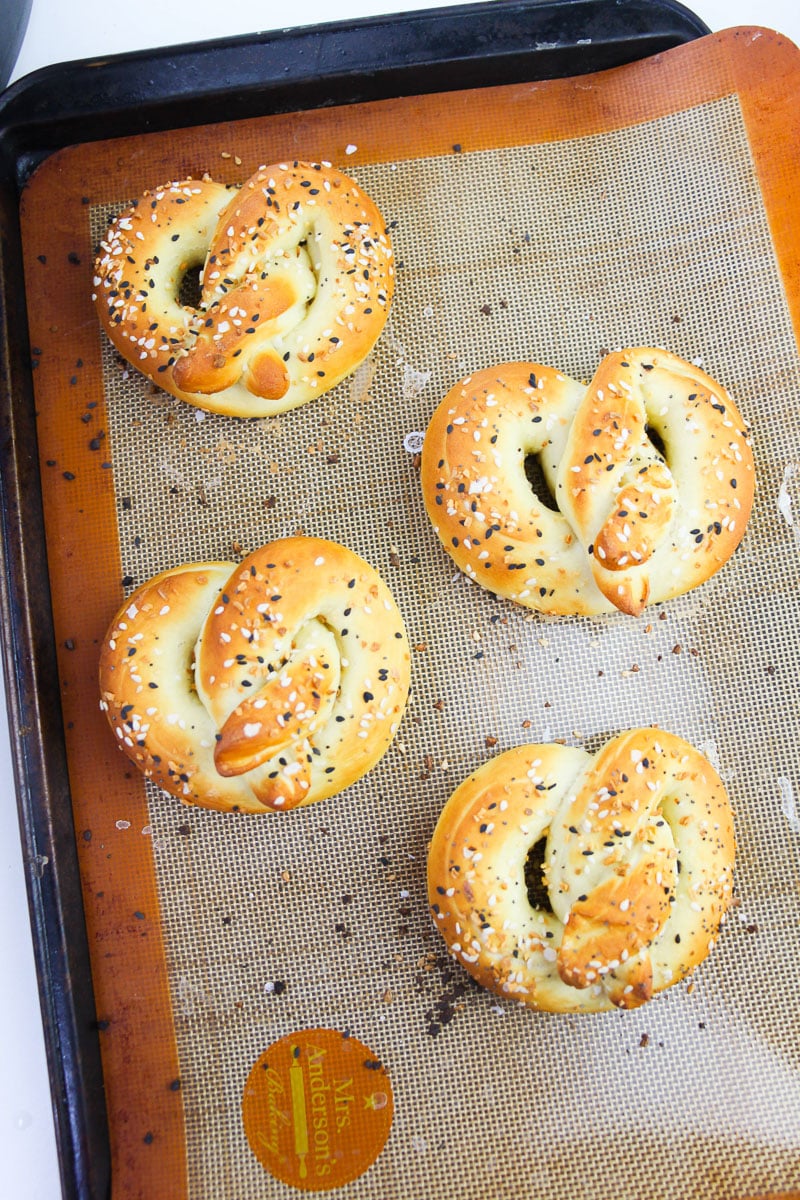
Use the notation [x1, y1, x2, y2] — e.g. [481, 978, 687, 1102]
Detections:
[178, 262, 204, 311]
[524, 837, 553, 914]
[523, 454, 559, 513]
[645, 425, 667, 461]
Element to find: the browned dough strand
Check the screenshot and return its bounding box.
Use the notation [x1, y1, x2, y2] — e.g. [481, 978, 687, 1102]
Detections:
[421, 349, 754, 615]
[99, 537, 411, 812]
[428, 730, 735, 1012]
[93, 161, 394, 417]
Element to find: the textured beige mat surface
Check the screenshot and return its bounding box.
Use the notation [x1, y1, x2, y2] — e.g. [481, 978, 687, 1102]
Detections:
[91, 92, 800, 1198]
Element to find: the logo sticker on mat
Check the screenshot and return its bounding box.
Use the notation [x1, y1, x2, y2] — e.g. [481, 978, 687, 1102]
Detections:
[242, 1028, 394, 1191]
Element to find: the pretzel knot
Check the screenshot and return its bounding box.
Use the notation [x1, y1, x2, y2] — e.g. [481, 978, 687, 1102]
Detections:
[421, 348, 754, 615]
[92, 161, 394, 417]
[427, 730, 735, 1013]
[99, 537, 411, 812]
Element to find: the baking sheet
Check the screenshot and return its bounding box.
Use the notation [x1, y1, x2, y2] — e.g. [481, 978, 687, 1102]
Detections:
[8, 13, 800, 1200]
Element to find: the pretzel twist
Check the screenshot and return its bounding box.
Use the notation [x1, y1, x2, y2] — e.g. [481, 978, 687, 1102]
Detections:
[99, 537, 411, 812]
[421, 348, 754, 615]
[428, 730, 735, 1012]
[93, 161, 394, 417]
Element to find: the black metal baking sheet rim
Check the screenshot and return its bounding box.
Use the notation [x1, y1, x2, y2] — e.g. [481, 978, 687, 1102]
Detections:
[0, 2, 709, 1198]
[0, 187, 110, 1197]
[0, 0, 710, 183]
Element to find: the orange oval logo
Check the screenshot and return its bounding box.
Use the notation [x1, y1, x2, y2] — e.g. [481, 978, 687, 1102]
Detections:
[242, 1028, 394, 1191]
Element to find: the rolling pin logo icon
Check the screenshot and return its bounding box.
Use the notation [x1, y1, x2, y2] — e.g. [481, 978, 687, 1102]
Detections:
[290, 1045, 310, 1179]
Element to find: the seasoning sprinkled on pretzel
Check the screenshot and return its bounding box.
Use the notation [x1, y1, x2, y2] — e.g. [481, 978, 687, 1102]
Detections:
[427, 730, 735, 1013]
[92, 161, 394, 417]
[421, 348, 754, 615]
[99, 537, 410, 812]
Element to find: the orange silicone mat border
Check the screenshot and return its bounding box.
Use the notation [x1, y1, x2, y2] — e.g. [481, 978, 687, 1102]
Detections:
[19, 25, 800, 1200]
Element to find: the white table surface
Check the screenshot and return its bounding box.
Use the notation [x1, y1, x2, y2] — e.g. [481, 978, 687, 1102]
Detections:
[3, 1, 799, 1196]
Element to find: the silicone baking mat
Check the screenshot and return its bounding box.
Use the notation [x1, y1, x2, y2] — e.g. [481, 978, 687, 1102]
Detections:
[19, 26, 800, 1200]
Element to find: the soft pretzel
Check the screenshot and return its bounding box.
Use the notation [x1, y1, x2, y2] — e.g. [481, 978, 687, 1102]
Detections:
[92, 161, 394, 417]
[421, 348, 754, 615]
[99, 537, 411, 812]
[427, 730, 735, 1013]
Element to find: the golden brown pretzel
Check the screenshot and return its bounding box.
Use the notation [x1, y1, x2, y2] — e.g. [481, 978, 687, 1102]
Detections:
[92, 161, 394, 417]
[421, 348, 754, 615]
[99, 537, 411, 812]
[427, 730, 735, 1012]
